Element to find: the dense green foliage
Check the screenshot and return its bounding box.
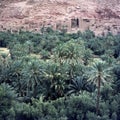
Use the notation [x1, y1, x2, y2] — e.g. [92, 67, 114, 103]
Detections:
[0, 29, 120, 120]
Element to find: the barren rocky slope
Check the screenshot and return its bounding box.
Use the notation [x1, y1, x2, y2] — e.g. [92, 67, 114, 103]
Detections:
[0, 0, 120, 35]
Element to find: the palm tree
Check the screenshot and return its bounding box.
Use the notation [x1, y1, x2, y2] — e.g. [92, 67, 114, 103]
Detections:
[113, 65, 120, 93]
[5, 58, 28, 97]
[67, 76, 96, 96]
[0, 83, 17, 119]
[21, 57, 44, 97]
[67, 76, 87, 95]
[54, 40, 85, 79]
[43, 62, 67, 100]
[83, 49, 93, 65]
[86, 60, 112, 115]
[10, 43, 30, 60]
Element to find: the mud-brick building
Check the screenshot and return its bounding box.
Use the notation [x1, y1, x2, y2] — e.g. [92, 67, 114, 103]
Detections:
[42, 17, 95, 33]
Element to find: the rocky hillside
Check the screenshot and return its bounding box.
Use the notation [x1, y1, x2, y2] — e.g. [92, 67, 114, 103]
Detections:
[0, 0, 120, 35]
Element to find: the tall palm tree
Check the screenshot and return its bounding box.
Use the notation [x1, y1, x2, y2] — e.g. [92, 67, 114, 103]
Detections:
[86, 60, 112, 115]
[54, 40, 85, 79]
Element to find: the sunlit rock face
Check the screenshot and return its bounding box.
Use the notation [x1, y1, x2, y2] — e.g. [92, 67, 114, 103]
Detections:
[0, 0, 120, 35]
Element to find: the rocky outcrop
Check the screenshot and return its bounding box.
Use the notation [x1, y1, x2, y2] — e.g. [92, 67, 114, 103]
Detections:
[0, 0, 120, 35]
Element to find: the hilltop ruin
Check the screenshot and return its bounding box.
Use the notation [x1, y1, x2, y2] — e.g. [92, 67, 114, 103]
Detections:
[0, 0, 120, 35]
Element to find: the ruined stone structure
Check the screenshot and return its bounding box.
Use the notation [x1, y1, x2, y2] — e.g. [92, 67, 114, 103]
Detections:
[0, 0, 120, 35]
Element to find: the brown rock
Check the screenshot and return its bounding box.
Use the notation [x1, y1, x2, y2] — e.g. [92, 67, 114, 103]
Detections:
[0, 0, 120, 35]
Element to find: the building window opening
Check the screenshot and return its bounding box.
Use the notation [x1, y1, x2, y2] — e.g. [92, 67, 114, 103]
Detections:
[71, 18, 79, 28]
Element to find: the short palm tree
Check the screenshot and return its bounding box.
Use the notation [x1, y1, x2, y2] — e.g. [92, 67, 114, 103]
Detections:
[44, 62, 67, 100]
[21, 57, 44, 97]
[67, 76, 96, 96]
[86, 60, 112, 114]
[0, 83, 17, 119]
[67, 76, 87, 95]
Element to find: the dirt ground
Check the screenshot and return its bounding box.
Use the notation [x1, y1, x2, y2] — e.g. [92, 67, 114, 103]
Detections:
[0, 0, 120, 35]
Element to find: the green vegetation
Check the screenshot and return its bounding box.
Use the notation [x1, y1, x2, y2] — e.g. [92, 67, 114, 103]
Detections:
[0, 29, 120, 120]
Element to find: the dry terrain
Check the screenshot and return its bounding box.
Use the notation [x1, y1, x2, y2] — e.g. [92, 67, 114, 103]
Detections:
[0, 0, 120, 35]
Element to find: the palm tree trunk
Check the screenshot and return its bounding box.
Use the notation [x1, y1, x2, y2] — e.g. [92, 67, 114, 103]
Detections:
[70, 64, 74, 80]
[96, 75, 101, 115]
